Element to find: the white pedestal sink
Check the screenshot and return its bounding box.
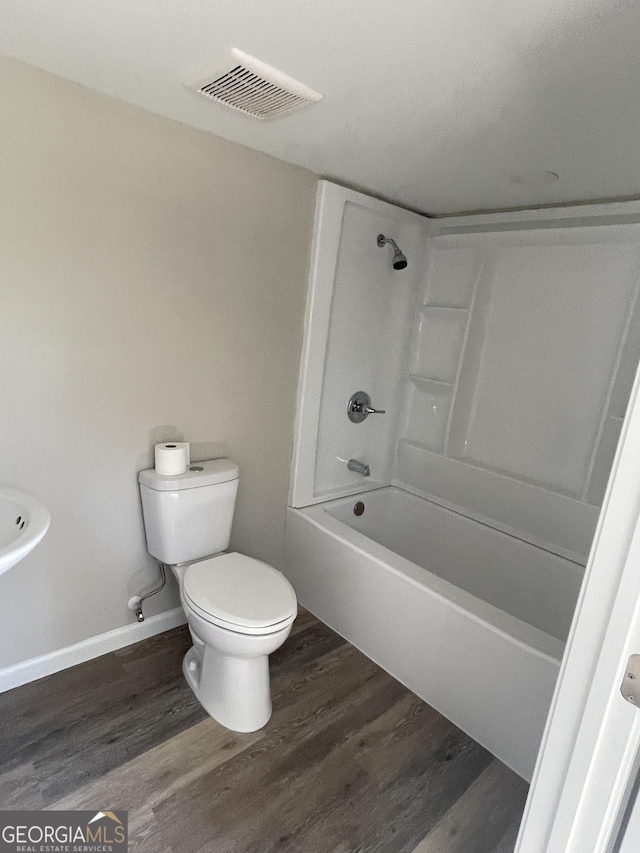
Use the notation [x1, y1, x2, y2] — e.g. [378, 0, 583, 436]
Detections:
[0, 487, 50, 576]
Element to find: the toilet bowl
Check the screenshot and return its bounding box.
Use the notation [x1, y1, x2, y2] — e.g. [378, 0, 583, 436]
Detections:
[175, 552, 297, 732]
[138, 458, 297, 732]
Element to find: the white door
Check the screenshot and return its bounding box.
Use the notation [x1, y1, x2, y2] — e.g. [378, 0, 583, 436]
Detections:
[516, 366, 640, 851]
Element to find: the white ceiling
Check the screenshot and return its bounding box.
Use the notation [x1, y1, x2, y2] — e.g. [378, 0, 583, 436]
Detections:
[2, 0, 639, 214]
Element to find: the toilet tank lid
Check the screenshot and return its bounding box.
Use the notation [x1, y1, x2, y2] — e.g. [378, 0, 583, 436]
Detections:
[138, 458, 239, 491]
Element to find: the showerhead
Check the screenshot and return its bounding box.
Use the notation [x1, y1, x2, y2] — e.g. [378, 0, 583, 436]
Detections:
[392, 250, 408, 271]
[377, 234, 408, 270]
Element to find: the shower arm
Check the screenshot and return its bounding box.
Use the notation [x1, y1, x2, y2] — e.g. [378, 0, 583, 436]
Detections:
[377, 234, 399, 251]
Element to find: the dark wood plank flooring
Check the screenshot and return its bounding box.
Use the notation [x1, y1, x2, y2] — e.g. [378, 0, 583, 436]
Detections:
[0, 609, 528, 852]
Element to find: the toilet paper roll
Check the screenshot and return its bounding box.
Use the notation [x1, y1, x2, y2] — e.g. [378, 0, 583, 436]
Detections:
[154, 442, 190, 476]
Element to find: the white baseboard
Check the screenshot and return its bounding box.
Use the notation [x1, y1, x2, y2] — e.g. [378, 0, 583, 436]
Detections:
[0, 607, 187, 694]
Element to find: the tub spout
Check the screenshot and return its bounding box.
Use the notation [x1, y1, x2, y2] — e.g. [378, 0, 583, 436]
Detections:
[347, 458, 370, 477]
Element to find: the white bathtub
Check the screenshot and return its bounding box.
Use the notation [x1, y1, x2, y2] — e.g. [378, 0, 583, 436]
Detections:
[283, 486, 584, 780]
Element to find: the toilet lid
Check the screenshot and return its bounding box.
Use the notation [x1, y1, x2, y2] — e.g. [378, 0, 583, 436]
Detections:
[183, 553, 297, 630]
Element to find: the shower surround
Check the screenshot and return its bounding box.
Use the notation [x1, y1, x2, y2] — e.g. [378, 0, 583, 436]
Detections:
[283, 182, 640, 780]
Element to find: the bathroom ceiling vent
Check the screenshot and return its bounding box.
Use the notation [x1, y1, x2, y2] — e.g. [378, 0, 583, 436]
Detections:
[184, 49, 322, 121]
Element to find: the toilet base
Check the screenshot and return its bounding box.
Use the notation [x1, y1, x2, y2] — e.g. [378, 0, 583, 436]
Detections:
[183, 643, 272, 733]
[180, 608, 294, 733]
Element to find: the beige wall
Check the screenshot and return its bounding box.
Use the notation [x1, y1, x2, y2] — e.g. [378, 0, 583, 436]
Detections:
[0, 55, 316, 669]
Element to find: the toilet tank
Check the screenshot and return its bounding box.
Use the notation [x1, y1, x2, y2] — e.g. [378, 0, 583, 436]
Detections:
[138, 459, 239, 565]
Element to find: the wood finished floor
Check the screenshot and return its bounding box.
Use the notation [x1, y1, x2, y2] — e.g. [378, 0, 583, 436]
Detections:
[0, 609, 528, 852]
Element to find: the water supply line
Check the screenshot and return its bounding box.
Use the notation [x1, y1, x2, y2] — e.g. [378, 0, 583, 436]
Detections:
[127, 561, 167, 622]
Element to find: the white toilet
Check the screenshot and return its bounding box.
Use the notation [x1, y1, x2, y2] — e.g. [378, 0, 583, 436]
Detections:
[138, 458, 297, 732]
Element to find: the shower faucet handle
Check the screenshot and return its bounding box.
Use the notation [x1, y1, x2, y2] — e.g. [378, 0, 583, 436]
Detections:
[347, 391, 386, 423]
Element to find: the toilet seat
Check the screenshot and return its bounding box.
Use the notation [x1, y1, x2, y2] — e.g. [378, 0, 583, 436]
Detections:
[183, 552, 297, 636]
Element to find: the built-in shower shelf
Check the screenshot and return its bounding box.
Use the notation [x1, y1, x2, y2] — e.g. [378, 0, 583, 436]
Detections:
[401, 377, 455, 454]
[413, 307, 468, 384]
[397, 436, 446, 456]
[408, 375, 454, 392]
[420, 305, 469, 313]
